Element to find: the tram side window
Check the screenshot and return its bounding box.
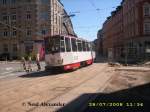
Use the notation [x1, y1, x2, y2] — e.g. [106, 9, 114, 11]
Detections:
[65, 37, 71, 52]
[86, 42, 90, 51]
[60, 36, 65, 52]
[90, 43, 92, 51]
[77, 40, 83, 52]
[92, 43, 96, 51]
[82, 41, 86, 51]
[71, 38, 77, 51]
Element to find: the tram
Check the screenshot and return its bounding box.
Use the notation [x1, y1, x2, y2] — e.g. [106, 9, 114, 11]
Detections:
[44, 35, 95, 71]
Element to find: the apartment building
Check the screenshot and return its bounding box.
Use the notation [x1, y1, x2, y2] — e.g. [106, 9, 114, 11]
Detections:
[102, 0, 150, 62]
[0, 0, 75, 60]
[122, 0, 150, 62]
[96, 29, 103, 55]
[102, 5, 123, 60]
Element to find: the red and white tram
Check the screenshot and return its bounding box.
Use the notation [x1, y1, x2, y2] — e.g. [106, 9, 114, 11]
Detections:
[44, 35, 95, 71]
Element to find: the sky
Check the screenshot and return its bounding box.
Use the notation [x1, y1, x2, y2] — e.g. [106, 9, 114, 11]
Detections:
[61, 0, 122, 41]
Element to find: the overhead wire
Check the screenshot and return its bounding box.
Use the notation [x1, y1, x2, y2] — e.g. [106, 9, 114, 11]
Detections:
[68, 7, 116, 15]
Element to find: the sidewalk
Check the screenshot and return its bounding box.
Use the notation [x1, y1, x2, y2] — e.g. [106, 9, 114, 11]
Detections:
[0, 60, 21, 64]
[115, 66, 150, 72]
[0, 61, 45, 78]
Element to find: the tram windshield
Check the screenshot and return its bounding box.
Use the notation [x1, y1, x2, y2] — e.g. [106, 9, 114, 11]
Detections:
[45, 36, 60, 54]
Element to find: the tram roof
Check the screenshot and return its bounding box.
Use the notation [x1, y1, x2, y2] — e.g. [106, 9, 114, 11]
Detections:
[45, 35, 90, 42]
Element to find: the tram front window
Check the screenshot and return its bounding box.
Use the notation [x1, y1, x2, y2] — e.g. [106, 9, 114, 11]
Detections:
[45, 36, 60, 54]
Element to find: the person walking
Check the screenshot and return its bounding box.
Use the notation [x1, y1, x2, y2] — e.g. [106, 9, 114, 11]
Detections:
[36, 53, 41, 71]
[21, 57, 27, 71]
[27, 56, 32, 72]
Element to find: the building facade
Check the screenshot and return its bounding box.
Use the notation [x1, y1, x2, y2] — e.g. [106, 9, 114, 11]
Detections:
[102, 0, 150, 63]
[0, 0, 75, 60]
[96, 29, 103, 55]
[102, 5, 123, 60]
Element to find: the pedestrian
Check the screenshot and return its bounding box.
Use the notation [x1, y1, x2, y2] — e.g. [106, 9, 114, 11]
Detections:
[27, 56, 32, 72]
[36, 53, 41, 71]
[21, 57, 27, 71]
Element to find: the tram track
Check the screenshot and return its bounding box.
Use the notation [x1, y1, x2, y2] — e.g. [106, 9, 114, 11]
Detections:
[27, 64, 109, 112]
[0, 63, 108, 111]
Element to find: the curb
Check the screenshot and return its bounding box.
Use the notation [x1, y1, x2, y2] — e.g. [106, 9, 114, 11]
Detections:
[115, 67, 150, 72]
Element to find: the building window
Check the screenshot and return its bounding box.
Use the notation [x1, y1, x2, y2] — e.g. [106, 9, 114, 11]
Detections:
[40, 0, 49, 4]
[11, 0, 16, 4]
[26, 7, 31, 11]
[3, 15, 8, 21]
[27, 0, 31, 3]
[41, 30, 46, 35]
[3, 44, 8, 52]
[144, 22, 150, 34]
[27, 14, 31, 19]
[144, 7, 150, 16]
[12, 30, 17, 36]
[143, 3, 150, 16]
[40, 12, 49, 20]
[11, 14, 16, 20]
[13, 44, 17, 52]
[27, 30, 31, 36]
[2, 0, 7, 5]
[41, 28, 48, 35]
[3, 31, 8, 37]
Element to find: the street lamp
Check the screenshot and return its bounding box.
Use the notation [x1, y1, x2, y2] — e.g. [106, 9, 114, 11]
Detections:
[63, 14, 75, 18]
